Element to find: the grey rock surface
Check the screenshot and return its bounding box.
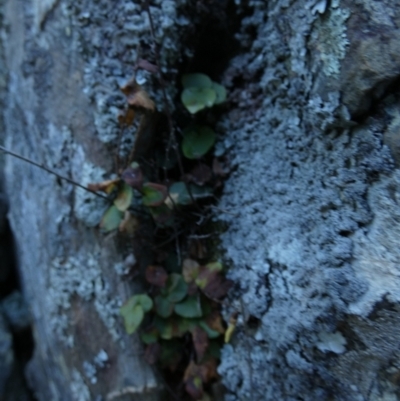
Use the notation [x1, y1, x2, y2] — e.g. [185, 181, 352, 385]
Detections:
[0, 311, 13, 398]
[2, 0, 400, 400]
[217, 1, 400, 400]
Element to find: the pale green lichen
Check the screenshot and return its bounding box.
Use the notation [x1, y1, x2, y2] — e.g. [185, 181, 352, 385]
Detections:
[311, 4, 350, 76]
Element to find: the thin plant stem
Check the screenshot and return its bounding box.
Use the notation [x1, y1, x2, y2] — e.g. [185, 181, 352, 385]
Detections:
[0, 145, 110, 201]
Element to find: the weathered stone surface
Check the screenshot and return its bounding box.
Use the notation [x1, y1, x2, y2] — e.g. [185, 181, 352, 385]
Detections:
[216, 1, 400, 400]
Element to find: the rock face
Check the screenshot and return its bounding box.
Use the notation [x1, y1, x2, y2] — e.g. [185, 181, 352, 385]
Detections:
[217, 1, 400, 400]
[2, 0, 400, 400]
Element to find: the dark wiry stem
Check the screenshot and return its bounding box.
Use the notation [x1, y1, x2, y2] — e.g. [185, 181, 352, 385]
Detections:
[0, 145, 110, 201]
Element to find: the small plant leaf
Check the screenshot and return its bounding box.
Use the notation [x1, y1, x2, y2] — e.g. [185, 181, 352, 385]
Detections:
[205, 261, 223, 272]
[145, 265, 168, 287]
[118, 211, 140, 234]
[148, 204, 175, 227]
[121, 162, 143, 190]
[181, 88, 216, 114]
[165, 273, 188, 303]
[182, 73, 212, 89]
[211, 82, 227, 104]
[88, 178, 120, 194]
[192, 325, 209, 361]
[100, 205, 123, 232]
[140, 326, 159, 344]
[196, 265, 233, 299]
[182, 258, 200, 283]
[120, 79, 155, 111]
[199, 320, 220, 339]
[186, 163, 212, 186]
[154, 295, 174, 318]
[142, 183, 168, 207]
[174, 295, 202, 318]
[136, 294, 153, 312]
[114, 183, 133, 212]
[182, 126, 216, 159]
[204, 311, 225, 334]
[120, 303, 144, 334]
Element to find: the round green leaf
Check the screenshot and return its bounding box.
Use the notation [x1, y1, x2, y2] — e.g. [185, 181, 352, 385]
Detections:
[182, 126, 216, 159]
[120, 304, 144, 334]
[181, 88, 216, 114]
[212, 82, 227, 104]
[174, 296, 203, 318]
[100, 205, 123, 232]
[114, 183, 133, 212]
[182, 73, 212, 89]
[166, 273, 188, 303]
[155, 295, 174, 318]
[199, 321, 221, 339]
[142, 183, 168, 207]
[136, 294, 153, 312]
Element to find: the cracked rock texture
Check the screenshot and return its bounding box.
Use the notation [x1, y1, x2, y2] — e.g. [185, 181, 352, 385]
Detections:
[2, 0, 400, 400]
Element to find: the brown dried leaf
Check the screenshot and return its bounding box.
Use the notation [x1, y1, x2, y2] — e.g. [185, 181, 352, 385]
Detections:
[192, 326, 208, 361]
[119, 211, 140, 235]
[145, 265, 168, 287]
[120, 79, 155, 111]
[205, 311, 225, 334]
[199, 357, 219, 382]
[144, 342, 161, 365]
[184, 361, 204, 399]
[87, 178, 120, 194]
[137, 58, 159, 74]
[118, 107, 136, 126]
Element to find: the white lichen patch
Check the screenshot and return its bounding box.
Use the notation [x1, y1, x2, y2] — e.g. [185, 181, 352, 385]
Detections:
[72, 157, 110, 227]
[71, 369, 91, 401]
[310, 4, 350, 76]
[316, 331, 347, 354]
[47, 254, 121, 345]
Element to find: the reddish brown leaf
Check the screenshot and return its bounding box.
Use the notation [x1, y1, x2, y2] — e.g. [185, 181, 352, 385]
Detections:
[118, 107, 136, 126]
[203, 274, 233, 299]
[145, 265, 168, 287]
[199, 357, 219, 382]
[137, 58, 159, 74]
[185, 377, 203, 400]
[187, 163, 212, 186]
[121, 163, 143, 190]
[205, 311, 225, 334]
[192, 326, 208, 361]
[144, 343, 161, 365]
[120, 79, 155, 111]
[87, 178, 120, 194]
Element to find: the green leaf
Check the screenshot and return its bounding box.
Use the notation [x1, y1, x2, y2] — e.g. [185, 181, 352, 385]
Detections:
[114, 183, 133, 211]
[136, 294, 153, 312]
[182, 126, 216, 159]
[100, 205, 123, 232]
[120, 303, 144, 334]
[167, 182, 214, 207]
[212, 82, 227, 104]
[205, 262, 223, 272]
[164, 273, 188, 303]
[181, 88, 216, 114]
[155, 295, 174, 318]
[140, 327, 159, 344]
[199, 321, 221, 339]
[148, 204, 175, 227]
[174, 296, 203, 318]
[142, 183, 168, 207]
[182, 73, 212, 89]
